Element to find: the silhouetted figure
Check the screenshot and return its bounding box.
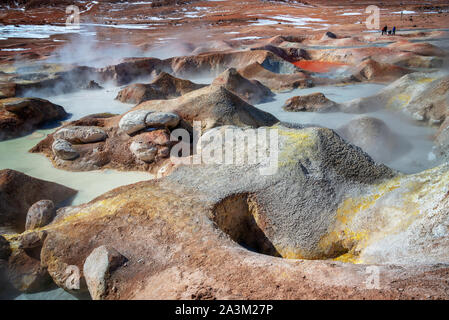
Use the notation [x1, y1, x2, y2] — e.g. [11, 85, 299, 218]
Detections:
[382, 25, 388, 35]
[392, 26, 396, 35]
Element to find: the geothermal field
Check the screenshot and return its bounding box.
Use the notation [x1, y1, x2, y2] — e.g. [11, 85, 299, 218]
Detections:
[1, 0, 449, 302]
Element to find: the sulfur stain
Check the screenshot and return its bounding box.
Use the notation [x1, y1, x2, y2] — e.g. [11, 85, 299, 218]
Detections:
[277, 128, 315, 167]
[318, 177, 402, 263]
[387, 93, 411, 109]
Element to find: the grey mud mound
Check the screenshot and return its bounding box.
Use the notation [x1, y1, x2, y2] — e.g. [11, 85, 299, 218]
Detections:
[134, 85, 279, 132]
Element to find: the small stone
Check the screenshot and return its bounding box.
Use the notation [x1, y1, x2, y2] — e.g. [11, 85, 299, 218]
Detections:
[25, 200, 56, 230]
[145, 112, 180, 129]
[83, 245, 127, 300]
[130, 141, 158, 163]
[54, 126, 107, 144]
[118, 110, 152, 135]
[52, 139, 79, 160]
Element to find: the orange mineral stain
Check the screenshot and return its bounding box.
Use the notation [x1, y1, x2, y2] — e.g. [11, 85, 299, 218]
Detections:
[293, 60, 347, 73]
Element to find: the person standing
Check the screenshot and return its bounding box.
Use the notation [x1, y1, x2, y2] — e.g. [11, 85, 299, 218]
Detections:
[392, 26, 396, 35]
[382, 25, 388, 35]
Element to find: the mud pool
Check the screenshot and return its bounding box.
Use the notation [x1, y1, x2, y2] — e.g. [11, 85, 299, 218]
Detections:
[255, 83, 442, 174]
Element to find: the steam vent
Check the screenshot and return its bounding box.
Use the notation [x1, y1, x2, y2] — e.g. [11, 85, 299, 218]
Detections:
[1, 0, 449, 304]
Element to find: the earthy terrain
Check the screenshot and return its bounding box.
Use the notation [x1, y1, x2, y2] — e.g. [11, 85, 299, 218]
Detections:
[1, 0, 449, 64]
[1, 0, 449, 301]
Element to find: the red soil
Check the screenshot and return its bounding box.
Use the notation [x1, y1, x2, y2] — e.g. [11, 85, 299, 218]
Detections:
[293, 60, 347, 73]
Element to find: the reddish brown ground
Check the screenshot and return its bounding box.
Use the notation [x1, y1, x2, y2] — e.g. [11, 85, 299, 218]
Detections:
[1, 0, 449, 64]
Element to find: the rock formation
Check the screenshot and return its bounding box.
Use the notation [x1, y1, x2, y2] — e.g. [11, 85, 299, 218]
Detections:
[283, 92, 338, 112]
[0, 169, 77, 233]
[0, 98, 68, 141]
[133, 85, 279, 132]
[238, 62, 312, 92]
[116, 72, 206, 104]
[211, 68, 274, 104]
[54, 126, 107, 144]
[351, 59, 411, 82]
[30, 86, 278, 172]
[340, 72, 449, 118]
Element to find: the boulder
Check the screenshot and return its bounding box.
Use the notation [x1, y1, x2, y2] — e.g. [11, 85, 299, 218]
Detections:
[0, 97, 68, 141]
[52, 139, 79, 160]
[83, 245, 127, 300]
[0, 169, 77, 233]
[118, 110, 180, 135]
[283, 92, 338, 112]
[54, 126, 107, 144]
[145, 112, 180, 129]
[116, 72, 206, 104]
[211, 68, 274, 104]
[25, 200, 56, 231]
[129, 141, 158, 163]
[118, 110, 152, 135]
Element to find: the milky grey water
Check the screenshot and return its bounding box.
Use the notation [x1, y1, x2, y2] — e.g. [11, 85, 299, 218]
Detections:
[255, 83, 441, 174]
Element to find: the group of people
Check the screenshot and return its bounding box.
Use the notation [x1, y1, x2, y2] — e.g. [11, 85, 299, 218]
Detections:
[382, 25, 396, 35]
